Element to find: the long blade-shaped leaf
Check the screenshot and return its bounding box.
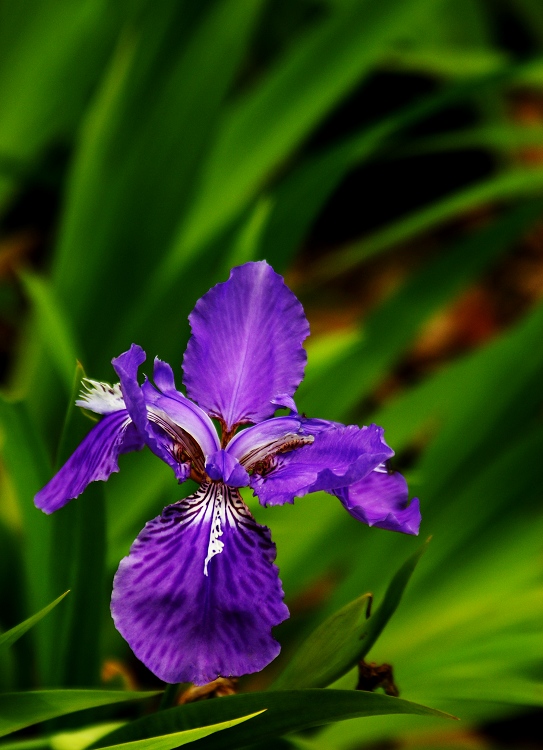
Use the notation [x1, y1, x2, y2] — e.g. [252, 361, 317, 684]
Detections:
[313, 167, 543, 279]
[98, 712, 265, 750]
[92, 690, 455, 750]
[144, 0, 434, 306]
[298, 198, 543, 420]
[0, 397, 53, 679]
[0, 691, 159, 738]
[0, 592, 69, 651]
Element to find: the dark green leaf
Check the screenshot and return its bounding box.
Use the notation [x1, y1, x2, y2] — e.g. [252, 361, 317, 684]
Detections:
[0, 397, 54, 679]
[271, 594, 372, 690]
[0, 691, 159, 738]
[313, 168, 543, 279]
[0, 0, 118, 210]
[298, 198, 543, 420]
[93, 690, 455, 750]
[145, 0, 436, 305]
[272, 540, 429, 690]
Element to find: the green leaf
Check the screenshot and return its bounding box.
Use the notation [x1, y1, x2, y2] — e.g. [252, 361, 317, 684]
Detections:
[47, 484, 106, 688]
[0, 0, 118, 210]
[52, 0, 264, 358]
[0, 722, 124, 750]
[360, 538, 430, 658]
[32, 363, 106, 687]
[271, 594, 372, 691]
[146, 0, 435, 302]
[0, 691, 159, 738]
[0, 397, 54, 679]
[398, 123, 543, 157]
[0, 592, 69, 651]
[19, 271, 80, 394]
[272, 540, 429, 690]
[297, 198, 543, 420]
[313, 167, 543, 279]
[98, 711, 265, 750]
[92, 690, 455, 750]
[259, 57, 540, 274]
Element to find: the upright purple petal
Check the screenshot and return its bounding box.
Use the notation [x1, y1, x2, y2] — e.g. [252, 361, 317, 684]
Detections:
[111, 483, 289, 685]
[333, 468, 421, 535]
[251, 424, 393, 507]
[112, 345, 148, 436]
[35, 411, 143, 514]
[183, 262, 310, 430]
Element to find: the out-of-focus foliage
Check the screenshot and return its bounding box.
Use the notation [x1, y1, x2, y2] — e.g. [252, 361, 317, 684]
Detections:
[1, 0, 543, 748]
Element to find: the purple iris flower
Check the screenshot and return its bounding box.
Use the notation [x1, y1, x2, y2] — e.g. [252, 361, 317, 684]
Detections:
[35, 262, 420, 686]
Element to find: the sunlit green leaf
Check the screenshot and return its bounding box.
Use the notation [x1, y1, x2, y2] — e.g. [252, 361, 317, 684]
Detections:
[98, 711, 265, 750]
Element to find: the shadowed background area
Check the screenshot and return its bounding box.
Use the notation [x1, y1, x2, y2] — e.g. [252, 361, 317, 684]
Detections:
[1, 1, 543, 748]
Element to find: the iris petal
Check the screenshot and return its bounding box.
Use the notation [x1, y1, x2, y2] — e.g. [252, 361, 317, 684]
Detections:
[205, 450, 249, 487]
[226, 416, 312, 469]
[112, 345, 148, 436]
[144, 358, 220, 460]
[111, 483, 289, 685]
[251, 423, 393, 506]
[182, 261, 310, 429]
[333, 469, 421, 535]
[113, 346, 219, 480]
[35, 411, 142, 514]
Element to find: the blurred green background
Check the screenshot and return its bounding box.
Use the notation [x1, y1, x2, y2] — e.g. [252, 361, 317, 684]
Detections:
[1, 0, 543, 748]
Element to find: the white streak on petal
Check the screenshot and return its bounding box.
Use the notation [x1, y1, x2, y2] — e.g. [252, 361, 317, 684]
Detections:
[204, 485, 225, 576]
[75, 378, 126, 414]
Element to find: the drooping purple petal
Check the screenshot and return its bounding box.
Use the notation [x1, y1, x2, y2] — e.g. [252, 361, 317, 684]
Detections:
[251, 424, 393, 507]
[182, 262, 310, 430]
[111, 483, 289, 685]
[226, 416, 313, 468]
[333, 468, 421, 535]
[205, 450, 249, 487]
[35, 411, 143, 514]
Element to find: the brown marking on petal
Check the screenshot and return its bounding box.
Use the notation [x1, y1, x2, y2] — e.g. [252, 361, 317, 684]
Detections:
[148, 410, 206, 475]
[245, 434, 314, 474]
[251, 455, 277, 477]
